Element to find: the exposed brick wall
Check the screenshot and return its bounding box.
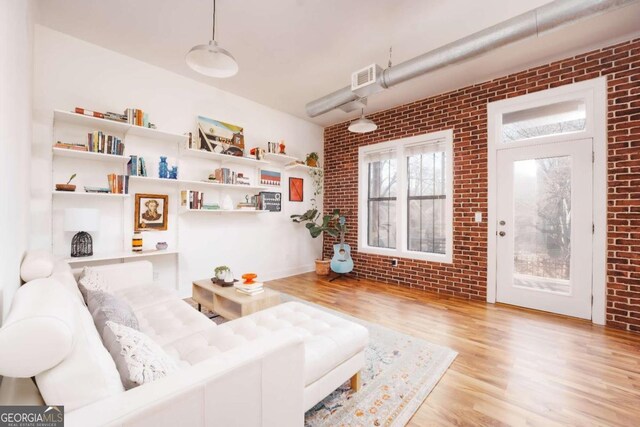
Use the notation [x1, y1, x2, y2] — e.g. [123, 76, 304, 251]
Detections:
[323, 38, 640, 332]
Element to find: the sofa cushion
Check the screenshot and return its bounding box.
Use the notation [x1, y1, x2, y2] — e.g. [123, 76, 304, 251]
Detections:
[78, 266, 108, 293]
[35, 294, 124, 411]
[82, 285, 139, 335]
[162, 302, 369, 386]
[0, 279, 74, 378]
[20, 250, 55, 282]
[102, 321, 178, 390]
[111, 285, 177, 311]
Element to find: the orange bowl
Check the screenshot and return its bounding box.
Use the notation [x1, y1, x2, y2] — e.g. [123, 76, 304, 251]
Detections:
[242, 273, 257, 284]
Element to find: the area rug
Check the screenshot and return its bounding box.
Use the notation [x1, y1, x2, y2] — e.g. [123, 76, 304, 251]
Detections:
[186, 295, 457, 426]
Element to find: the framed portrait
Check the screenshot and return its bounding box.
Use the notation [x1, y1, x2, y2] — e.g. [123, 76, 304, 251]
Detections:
[289, 177, 303, 202]
[134, 194, 168, 231]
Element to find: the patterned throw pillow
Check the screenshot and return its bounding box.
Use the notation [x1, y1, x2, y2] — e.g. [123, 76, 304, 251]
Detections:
[102, 321, 178, 390]
[78, 267, 108, 294]
[80, 284, 139, 335]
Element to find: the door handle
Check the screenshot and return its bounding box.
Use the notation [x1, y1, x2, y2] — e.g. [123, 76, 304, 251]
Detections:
[499, 231, 506, 237]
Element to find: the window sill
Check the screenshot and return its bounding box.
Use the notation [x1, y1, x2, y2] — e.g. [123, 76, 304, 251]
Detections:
[358, 246, 452, 264]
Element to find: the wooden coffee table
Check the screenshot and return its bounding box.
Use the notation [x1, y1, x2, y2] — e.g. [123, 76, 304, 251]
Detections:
[192, 279, 281, 320]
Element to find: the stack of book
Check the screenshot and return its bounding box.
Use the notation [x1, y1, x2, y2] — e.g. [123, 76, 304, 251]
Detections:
[234, 282, 264, 296]
[54, 141, 88, 152]
[181, 190, 204, 210]
[212, 168, 249, 185]
[107, 174, 129, 194]
[125, 108, 148, 127]
[87, 131, 125, 155]
[127, 155, 148, 176]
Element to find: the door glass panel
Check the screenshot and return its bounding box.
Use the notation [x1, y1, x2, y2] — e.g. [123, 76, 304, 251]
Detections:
[513, 156, 571, 294]
[502, 100, 586, 143]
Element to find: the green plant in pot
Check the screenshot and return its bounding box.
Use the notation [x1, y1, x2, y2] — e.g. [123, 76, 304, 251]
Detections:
[291, 208, 344, 276]
[214, 265, 230, 281]
[305, 152, 319, 168]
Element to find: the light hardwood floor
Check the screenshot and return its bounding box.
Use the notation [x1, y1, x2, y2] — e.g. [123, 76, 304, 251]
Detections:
[266, 273, 640, 426]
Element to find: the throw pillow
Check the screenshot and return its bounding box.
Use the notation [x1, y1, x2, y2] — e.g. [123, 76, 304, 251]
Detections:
[102, 321, 177, 390]
[78, 266, 108, 296]
[81, 284, 139, 335]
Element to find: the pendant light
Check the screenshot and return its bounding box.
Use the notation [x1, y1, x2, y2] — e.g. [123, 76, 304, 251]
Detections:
[186, 0, 238, 78]
[348, 109, 377, 133]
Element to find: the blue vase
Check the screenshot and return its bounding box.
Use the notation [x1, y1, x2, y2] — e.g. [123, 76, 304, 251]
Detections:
[159, 156, 169, 179]
[169, 166, 178, 179]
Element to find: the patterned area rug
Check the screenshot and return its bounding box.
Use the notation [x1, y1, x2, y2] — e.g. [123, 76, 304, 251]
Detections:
[186, 295, 457, 426]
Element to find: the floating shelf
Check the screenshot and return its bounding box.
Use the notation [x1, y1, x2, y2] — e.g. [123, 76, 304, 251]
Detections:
[128, 175, 268, 191]
[52, 191, 129, 198]
[52, 147, 129, 163]
[284, 163, 322, 172]
[64, 249, 178, 264]
[181, 208, 268, 214]
[264, 152, 299, 164]
[181, 148, 270, 166]
[53, 110, 188, 143]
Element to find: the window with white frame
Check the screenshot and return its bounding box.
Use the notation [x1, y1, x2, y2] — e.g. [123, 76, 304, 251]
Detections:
[358, 130, 453, 263]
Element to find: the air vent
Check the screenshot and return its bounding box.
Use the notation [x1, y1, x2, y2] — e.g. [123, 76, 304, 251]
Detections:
[351, 64, 384, 97]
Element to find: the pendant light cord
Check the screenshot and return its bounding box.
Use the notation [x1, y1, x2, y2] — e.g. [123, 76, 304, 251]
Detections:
[212, 0, 216, 41]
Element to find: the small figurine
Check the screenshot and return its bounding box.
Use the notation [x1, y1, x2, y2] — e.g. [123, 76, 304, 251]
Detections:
[279, 140, 286, 155]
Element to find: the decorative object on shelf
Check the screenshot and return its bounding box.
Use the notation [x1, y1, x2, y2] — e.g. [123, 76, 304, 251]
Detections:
[291, 208, 347, 276]
[348, 108, 378, 133]
[267, 141, 279, 153]
[214, 265, 230, 281]
[241, 273, 257, 285]
[305, 152, 319, 167]
[237, 195, 256, 210]
[186, 0, 238, 78]
[159, 156, 169, 179]
[132, 232, 143, 252]
[257, 191, 281, 212]
[155, 242, 168, 250]
[64, 208, 99, 257]
[308, 167, 324, 210]
[197, 116, 244, 156]
[259, 169, 281, 186]
[134, 194, 169, 231]
[249, 147, 265, 160]
[169, 166, 178, 180]
[289, 177, 303, 202]
[279, 140, 286, 155]
[56, 173, 77, 192]
[221, 195, 234, 211]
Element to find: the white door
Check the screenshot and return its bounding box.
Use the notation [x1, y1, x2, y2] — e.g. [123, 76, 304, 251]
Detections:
[496, 138, 593, 319]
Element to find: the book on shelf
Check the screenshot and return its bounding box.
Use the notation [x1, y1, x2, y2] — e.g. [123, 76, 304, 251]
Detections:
[125, 108, 148, 127]
[54, 141, 88, 151]
[107, 174, 129, 194]
[213, 168, 250, 185]
[87, 131, 125, 155]
[84, 186, 110, 193]
[127, 155, 147, 177]
[74, 107, 104, 119]
[181, 190, 205, 210]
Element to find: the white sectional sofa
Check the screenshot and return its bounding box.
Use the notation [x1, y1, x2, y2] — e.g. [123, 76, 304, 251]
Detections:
[0, 252, 369, 426]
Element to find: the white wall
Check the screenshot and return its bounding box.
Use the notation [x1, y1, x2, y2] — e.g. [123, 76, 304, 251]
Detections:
[0, 1, 34, 320]
[32, 25, 323, 297]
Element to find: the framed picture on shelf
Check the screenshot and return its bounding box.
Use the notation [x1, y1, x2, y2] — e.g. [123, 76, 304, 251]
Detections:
[134, 193, 168, 231]
[196, 116, 245, 156]
[259, 169, 281, 187]
[289, 177, 303, 202]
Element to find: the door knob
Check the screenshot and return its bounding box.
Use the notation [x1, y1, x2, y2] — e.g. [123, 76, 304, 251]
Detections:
[499, 220, 506, 226]
[499, 231, 506, 237]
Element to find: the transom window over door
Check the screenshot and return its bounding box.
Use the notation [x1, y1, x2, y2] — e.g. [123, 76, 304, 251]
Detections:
[358, 130, 453, 263]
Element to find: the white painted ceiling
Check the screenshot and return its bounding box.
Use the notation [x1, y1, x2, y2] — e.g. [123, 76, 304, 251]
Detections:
[36, 0, 640, 126]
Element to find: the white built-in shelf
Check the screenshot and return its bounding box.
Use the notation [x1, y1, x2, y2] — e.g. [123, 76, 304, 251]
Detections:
[181, 148, 270, 166]
[284, 163, 322, 172]
[181, 208, 268, 214]
[52, 147, 129, 163]
[64, 249, 178, 264]
[264, 152, 299, 164]
[128, 175, 268, 191]
[53, 110, 188, 143]
[52, 191, 129, 198]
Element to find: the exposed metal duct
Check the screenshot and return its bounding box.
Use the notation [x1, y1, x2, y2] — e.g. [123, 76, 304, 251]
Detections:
[305, 0, 637, 118]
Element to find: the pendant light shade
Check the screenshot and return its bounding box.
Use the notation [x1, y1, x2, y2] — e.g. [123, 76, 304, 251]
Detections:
[348, 109, 377, 133]
[186, 0, 238, 78]
[186, 40, 238, 77]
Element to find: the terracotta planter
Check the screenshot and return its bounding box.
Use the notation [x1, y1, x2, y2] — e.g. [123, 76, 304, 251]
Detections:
[306, 158, 318, 167]
[315, 259, 331, 276]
